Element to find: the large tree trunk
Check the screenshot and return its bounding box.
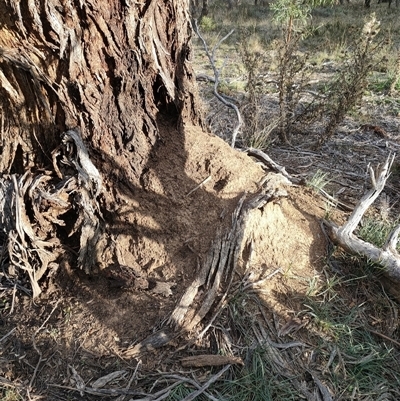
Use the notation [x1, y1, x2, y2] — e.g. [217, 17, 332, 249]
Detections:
[0, 0, 200, 178]
[0, 0, 202, 294]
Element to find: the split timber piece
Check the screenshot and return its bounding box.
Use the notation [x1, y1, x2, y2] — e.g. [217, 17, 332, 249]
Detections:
[124, 182, 289, 358]
[324, 154, 400, 283]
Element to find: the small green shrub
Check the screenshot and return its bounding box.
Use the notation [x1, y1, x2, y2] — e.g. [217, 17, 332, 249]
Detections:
[306, 169, 331, 192]
[318, 14, 383, 146]
[199, 16, 216, 32]
[357, 217, 400, 249]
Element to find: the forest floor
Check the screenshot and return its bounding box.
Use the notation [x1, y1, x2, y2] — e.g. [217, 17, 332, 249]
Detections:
[2, 1, 400, 401]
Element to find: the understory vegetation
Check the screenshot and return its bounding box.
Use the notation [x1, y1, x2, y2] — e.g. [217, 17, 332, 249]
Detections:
[188, 0, 400, 399]
[193, 0, 400, 147]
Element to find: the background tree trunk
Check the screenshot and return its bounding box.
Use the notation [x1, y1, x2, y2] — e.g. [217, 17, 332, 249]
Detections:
[0, 0, 203, 288]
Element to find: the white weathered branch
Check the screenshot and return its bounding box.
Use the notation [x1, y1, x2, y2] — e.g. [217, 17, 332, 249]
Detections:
[325, 154, 400, 283]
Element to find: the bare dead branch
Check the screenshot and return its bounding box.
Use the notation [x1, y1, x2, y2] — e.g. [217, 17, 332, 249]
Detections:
[193, 20, 242, 148]
[325, 154, 400, 283]
[246, 147, 303, 184]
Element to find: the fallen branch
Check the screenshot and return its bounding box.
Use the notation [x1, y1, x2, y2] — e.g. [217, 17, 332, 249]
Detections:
[324, 154, 400, 283]
[193, 21, 242, 148]
[246, 147, 303, 185]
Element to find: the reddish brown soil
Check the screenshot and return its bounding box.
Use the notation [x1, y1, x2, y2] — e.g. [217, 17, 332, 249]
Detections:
[0, 124, 332, 399]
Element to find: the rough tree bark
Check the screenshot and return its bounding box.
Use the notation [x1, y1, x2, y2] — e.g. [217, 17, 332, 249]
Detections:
[0, 0, 202, 295]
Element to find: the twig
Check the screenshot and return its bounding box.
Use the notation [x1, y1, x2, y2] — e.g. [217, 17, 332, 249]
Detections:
[9, 282, 17, 314]
[115, 362, 142, 401]
[242, 267, 282, 291]
[186, 175, 211, 196]
[29, 300, 61, 390]
[318, 187, 354, 212]
[0, 327, 16, 342]
[181, 364, 231, 401]
[366, 328, 400, 348]
[165, 374, 220, 401]
[193, 21, 242, 148]
[246, 147, 303, 184]
[48, 383, 148, 397]
[0, 375, 25, 390]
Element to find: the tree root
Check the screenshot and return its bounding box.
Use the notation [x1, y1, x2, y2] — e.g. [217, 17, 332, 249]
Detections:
[0, 129, 102, 297]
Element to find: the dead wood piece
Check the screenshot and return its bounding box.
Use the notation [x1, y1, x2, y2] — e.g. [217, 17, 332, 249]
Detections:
[59, 129, 102, 197]
[193, 21, 242, 148]
[246, 147, 303, 185]
[91, 370, 128, 389]
[167, 257, 209, 327]
[123, 328, 176, 357]
[0, 129, 103, 296]
[325, 154, 400, 283]
[310, 371, 334, 401]
[181, 354, 243, 367]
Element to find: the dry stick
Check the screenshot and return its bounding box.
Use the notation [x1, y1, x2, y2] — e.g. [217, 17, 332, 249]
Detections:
[112, 363, 141, 401]
[28, 300, 61, 391]
[186, 175, 211, 196]
[193, 20, 242, 148]
[0, 327, 16, 342]
[165, 374, 220, 401]
[48, 383, 150, 398]
[366, 328, 400, 348]
[180, 364, 231, 401]
[9, 282, 17, 314]
[318, 187, 354, 212]
[246, 147, 302, 184]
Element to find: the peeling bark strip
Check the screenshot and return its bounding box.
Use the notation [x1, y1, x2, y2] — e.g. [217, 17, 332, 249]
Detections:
[181, 354, 244, 367]
[0, 129, 102, 296]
